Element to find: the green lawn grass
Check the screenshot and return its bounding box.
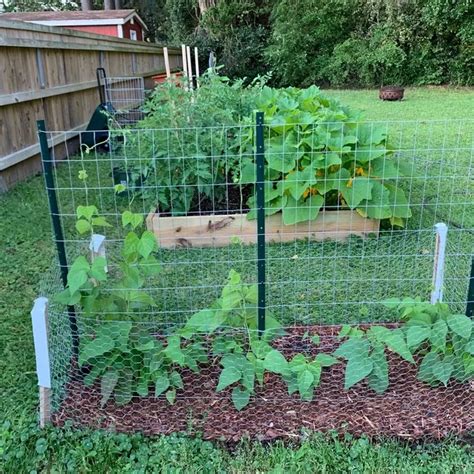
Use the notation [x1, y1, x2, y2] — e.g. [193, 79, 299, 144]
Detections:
[1, 87, 473, 472]
[327, 87, 474, 121]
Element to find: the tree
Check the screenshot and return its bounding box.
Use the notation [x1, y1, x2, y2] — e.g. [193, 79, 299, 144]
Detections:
[3, 0, 78, 11]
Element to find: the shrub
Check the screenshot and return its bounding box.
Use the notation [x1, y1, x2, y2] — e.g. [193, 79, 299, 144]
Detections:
[265, 0, 473, 88]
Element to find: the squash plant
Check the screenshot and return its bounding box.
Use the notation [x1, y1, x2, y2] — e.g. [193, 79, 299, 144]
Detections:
[384, 298, 474, 385]
[233, 85, 412, 226]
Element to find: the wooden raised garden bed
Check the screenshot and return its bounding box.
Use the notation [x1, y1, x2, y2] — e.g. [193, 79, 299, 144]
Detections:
[146, 210, 380, 248]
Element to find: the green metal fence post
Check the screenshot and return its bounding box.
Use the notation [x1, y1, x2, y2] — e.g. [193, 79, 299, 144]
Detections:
[255, 112, 266, 336]
[37, 120, 79, 358]
[466, 257, 474, 318]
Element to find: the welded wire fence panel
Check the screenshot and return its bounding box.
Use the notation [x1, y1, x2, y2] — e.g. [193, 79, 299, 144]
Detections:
[37, 119, 473, 441]
[260, 120, 474, 326]
[102, 77, 146, 125]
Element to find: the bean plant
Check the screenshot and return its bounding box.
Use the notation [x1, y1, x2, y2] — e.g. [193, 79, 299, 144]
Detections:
[384, 298, 474, 385]
[334, 324, 415, 393]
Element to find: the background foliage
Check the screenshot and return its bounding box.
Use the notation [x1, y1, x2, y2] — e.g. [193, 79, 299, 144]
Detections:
[266, 0, 473, 87]
[5, 0, 472, 86]
[163, 0, 473, 87]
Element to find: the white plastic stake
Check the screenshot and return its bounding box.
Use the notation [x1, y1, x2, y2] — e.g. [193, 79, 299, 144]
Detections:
[31, 297, 51, 427]
[194, 47, 200, 87]
[186, 46, 193, 89]
[163, 46, 171, 78]
[181, 44, 188, 90]
[90, 234, 107, 272]
[208, 51, 216, 71]
[431, 223, 448, 304]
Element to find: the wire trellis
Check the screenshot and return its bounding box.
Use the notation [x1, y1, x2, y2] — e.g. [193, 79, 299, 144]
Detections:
[34, 118, 474, 441]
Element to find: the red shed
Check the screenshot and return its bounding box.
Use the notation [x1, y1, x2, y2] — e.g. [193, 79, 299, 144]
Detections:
[0, 9, 147, 41]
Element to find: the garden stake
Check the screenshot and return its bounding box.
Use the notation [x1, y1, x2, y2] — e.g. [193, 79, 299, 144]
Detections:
[194, 46, 200, 87]
[31, 297, 51, 427]
[466, 257, 474, 318]
[163, 46, 171, 78]
[256, 111, 266, 337]
[430, 223, 448, 304]
[181, 44, 189, 91]
[90, 234, 107, 273]
[37, 120, 79, 359]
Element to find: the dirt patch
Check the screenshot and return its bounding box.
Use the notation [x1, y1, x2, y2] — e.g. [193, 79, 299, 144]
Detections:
[52, 326, 474, 441]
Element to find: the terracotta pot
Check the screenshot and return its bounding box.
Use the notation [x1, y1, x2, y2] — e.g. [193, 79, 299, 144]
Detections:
[379, 86, 405, 101]
[151, 71, 184, 86]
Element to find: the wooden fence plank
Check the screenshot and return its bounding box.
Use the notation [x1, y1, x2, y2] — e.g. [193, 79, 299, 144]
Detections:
[0, 20, 182, 190]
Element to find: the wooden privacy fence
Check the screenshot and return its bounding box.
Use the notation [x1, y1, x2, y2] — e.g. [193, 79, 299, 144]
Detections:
[0, 19, 182, 191]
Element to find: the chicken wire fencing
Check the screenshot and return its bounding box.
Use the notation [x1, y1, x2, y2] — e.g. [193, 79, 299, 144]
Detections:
[33, 118, 474, 441]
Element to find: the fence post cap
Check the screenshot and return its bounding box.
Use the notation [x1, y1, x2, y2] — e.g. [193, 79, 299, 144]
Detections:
[433, 222, 448, 234]
[31, 296, 48, 315]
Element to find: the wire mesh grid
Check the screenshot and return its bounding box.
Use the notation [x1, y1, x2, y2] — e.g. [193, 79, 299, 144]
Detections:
[38, 118, 473, 441]
[100, 76, 146, 126]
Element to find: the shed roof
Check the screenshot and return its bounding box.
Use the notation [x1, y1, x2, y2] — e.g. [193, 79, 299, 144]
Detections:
[0, 9, 148, 30]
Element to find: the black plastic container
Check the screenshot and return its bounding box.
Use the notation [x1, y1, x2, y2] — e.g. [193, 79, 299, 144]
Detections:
[111, 167, 147, 196]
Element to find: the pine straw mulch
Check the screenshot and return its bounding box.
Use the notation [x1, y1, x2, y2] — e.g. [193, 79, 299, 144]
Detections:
[52, 326, 474, 442]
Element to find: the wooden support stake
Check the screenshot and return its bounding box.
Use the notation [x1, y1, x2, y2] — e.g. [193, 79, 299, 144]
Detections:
[181, 44, 188, 90]
[194, 47, 200, 87]
[39, 387, 51, 429]
[431, 223, 448, 304]
[31, 297, 51, 427]
[163, 46, 171, 78]
[186, 46, 193, 90]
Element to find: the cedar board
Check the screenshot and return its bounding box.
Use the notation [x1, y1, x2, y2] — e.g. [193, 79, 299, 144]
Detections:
[146, 210, 380, 248]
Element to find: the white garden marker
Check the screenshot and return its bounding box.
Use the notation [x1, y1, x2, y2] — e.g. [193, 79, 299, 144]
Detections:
[31, 297, 51, 427]
[90, 234, 107, 272]
[431, 223, 448, 304]
[163, 47, 171, 78]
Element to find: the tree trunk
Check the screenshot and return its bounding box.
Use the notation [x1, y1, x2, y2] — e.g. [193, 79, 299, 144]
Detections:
[104, 0, 115, 9]
[81, 0, 92, 11]
[198, 0, 217, 14]
[114, 0, 122, 8]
